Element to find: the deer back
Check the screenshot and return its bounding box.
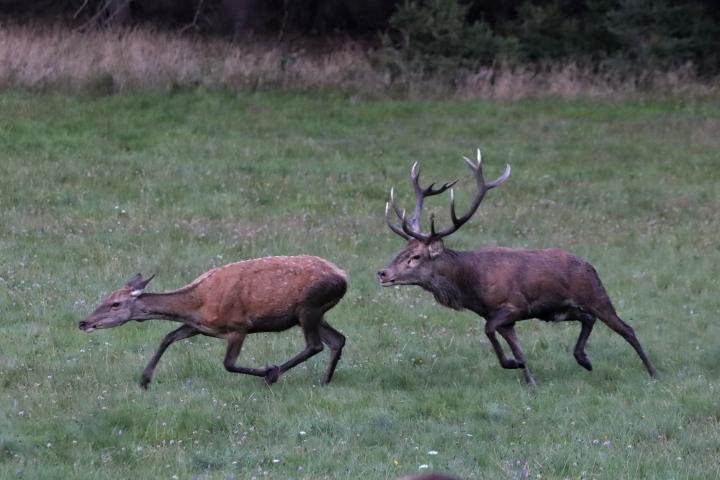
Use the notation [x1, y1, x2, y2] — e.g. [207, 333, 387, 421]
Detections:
[188, 256, 347, 330]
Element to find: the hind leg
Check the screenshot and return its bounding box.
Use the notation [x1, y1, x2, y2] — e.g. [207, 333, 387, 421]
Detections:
[594, 307, 657, 378]
[573, 314, 596, 371]
[270, 310, 325, 384]
[319, 319, 346, 385]
[224, 332, 280, 383]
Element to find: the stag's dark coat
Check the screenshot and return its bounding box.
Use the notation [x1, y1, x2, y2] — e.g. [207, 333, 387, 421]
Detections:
[379, 152, 656, 384]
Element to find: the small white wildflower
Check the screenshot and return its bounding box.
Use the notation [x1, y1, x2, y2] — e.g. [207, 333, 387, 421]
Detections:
[299, 431, 306, 436]
[419, 465, 429, 470]
[272, 459, 279, 464]
[18, 411, 24, 416]
[427, 450, 438, 455]
[46, 443, 52, 448]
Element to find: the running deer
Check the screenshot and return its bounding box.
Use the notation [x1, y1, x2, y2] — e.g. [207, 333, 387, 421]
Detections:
[79, 256, 347, 388]
[377, 149, 656, 384]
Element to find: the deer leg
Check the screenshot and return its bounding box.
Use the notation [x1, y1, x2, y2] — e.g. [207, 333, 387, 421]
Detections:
[271, 317, 324, 385]
[594, 310, 657, 378]
[573, 314, 596, 371]
[224, 333, 280, 383]
[497, 324, 536, 385]
[484, 310, 524, 370]
[319, 319, 346, 385]
[140, 325, 199, 389]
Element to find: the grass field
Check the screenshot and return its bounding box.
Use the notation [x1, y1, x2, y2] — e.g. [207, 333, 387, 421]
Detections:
[0, 90, 719, 479]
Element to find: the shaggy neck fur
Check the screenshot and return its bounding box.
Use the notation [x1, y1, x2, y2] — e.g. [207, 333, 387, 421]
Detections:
[417, 249, 469, 311]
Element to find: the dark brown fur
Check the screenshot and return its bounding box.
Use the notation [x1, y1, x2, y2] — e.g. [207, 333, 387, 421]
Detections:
[380, 154, 656, 384]
[379, 240, 657, 384]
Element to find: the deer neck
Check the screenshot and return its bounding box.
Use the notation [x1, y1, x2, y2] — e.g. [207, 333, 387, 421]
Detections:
[134, 290, 203, 323]
[421, 249, 471, 311]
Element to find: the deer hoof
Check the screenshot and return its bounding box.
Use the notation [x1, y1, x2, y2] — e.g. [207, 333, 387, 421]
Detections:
[264, 365, 280, 385]
[139, 376, 151, 390]
[501, 359, 524, 369]
[574, 353, 593, 371]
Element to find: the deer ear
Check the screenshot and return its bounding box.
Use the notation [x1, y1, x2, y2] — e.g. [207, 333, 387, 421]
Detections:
[428, 240, 444, 258]
[125, 273, 156, 294]
[124, 273, 143, 289]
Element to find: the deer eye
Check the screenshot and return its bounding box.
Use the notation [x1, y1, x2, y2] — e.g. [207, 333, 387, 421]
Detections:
[110, 302, 121, 309]
[411, 255, 422, 260]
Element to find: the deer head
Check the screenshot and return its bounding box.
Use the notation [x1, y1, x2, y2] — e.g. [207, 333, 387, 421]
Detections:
[377, 149, 510, 287]
[79, 273, 155, 332]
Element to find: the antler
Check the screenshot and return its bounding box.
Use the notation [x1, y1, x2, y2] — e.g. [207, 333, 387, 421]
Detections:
[386, 162, 456, 241]
[385, 149, 511, 242]
[433, 149, 511, 238]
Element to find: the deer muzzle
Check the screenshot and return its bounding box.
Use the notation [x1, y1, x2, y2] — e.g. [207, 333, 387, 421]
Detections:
[376, 269, 395, 286]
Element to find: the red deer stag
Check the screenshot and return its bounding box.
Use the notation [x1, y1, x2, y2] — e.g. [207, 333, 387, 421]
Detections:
[377, 149, 657, 385]
[79, 256, 347, 388]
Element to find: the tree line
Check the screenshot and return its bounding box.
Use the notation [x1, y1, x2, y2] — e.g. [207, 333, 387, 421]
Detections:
[1, 0, 718, 75]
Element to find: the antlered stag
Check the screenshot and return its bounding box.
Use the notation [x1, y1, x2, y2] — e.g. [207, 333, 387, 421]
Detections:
[377, 149, 656, 384]
[79, 256, 347, 388]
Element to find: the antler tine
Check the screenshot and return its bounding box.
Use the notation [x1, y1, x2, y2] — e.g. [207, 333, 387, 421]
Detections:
[389, 187, 407, 223]
[487, 163, 512, 188]
[385, 197, 411, 240]
[463, 155, 478, 170]
[386, 187, 430, 242]
[409, 161, 458, 231]
[449, 188, 460, 225]
[400, 209, 430, 242]
[434, 150, 511, 238]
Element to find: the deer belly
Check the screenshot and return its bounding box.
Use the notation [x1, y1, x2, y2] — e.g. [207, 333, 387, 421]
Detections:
[529, 303, 574, 322]
[248, 314, 299, 333]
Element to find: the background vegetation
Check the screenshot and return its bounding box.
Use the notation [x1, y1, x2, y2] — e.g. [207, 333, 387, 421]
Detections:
[1, 90, 718, 478]
[1, 0, 720, 82]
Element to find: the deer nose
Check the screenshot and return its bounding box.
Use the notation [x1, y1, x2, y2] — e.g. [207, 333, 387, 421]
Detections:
[78, 320, 88, 330]
[377, 270, 388, 282]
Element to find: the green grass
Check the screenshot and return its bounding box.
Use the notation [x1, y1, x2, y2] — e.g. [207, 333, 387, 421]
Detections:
[1, 90, 719, 479]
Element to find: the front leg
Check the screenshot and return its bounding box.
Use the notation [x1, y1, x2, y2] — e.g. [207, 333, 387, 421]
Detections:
[484, 309, 524, 370]
[140, 325, 199, 389]
[497, 324, 536, 385]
